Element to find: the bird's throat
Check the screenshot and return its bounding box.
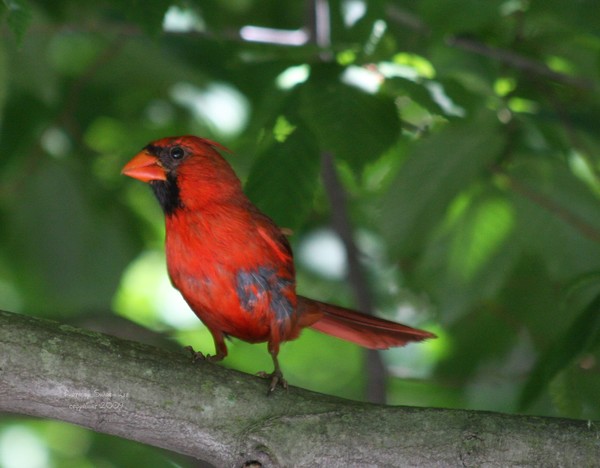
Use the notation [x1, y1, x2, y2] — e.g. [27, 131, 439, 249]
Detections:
[151, 173, 183, 215]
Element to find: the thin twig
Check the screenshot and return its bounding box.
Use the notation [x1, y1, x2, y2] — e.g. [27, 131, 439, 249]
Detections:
[492, 166, 600, 244]
[385, 5, 594, 91]
[445, 36, 594, 91]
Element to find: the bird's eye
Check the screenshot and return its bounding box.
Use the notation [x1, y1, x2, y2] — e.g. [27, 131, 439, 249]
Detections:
[170, 146, 185, 159]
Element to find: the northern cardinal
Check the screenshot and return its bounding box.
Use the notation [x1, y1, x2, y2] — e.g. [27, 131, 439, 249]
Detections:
[122, 135, 435, 392]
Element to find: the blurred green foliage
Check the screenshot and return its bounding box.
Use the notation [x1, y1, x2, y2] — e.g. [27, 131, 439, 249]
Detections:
[2, 0, 600, 465]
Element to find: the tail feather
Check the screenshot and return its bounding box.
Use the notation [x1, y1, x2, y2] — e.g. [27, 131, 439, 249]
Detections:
[297, 296, 436, 350]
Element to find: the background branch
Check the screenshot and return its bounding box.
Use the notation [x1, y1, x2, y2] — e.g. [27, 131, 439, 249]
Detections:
[321, 152, 387, 403]
[385, 5, 594, 91]
[444, 36, 595, 90]
[491, 166, 600, 244]
[1, 310, 598, 467]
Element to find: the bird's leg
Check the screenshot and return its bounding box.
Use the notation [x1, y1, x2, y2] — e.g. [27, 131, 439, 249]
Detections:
[185, 330, 228, 363]
[257, 342, 287, 394]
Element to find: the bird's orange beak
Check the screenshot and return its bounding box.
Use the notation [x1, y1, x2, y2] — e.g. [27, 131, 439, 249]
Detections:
[121, 151, 167, 183]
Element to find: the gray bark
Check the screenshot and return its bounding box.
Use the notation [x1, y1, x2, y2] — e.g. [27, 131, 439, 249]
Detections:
[0, 309, 598, 467]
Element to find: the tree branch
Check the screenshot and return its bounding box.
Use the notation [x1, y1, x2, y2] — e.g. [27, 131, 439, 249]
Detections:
[385, 5, 595, 91]
[321, 152, 387, 404]
[444, 36, 595, 91]
[491, 166, 600, 244]
[1, 310, 598, 467]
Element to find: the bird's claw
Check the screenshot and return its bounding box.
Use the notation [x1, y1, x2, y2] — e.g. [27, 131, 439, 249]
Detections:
[257, 370, 288, 394]
[184, 345, 205, 362]
[184, 345, 225, 363]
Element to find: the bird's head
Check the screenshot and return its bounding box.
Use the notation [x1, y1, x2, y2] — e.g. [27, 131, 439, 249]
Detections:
[122, 135, 241, 215]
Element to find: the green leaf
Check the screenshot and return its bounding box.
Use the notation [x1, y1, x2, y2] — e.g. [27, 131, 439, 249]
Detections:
[380, 113, 505, 257]
[415, 188, 520, 322]
[1, 0, 32, 43]
[5, 160, 137, 316]
[548, 368, 582, 418]
[446, 195, 514, 281]
[419, 0, 504, 37]
[436, 305, 517, 381]
[122, 0, 172, 35]
[245, 127, 321, 230]
[0, 41, 7, 127]
[519, 292, 600, 410]
[383, 77, 445, 115]
[508, 156, 600, 279]
[300, 63, 401, 172]
[562, 271, 600, 307]
[528, 0, 600, 37]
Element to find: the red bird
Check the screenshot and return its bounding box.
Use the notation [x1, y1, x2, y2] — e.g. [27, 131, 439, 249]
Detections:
[122, 135, 435, 391]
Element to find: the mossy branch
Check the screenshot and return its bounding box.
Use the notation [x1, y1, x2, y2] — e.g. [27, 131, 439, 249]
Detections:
[0, 310, 598, 467]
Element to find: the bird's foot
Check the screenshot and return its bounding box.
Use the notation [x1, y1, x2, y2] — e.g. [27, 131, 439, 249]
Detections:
[183, 346, 224, 363]
[183, 345, 205, 363]
[257, 369, 288, 394]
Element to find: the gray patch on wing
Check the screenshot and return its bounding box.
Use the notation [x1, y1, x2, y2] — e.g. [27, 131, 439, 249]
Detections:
[235, 267, 294, 322]
[236, 269, 269, 313]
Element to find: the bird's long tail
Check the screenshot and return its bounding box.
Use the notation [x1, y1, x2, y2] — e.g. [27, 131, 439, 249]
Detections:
[297, 296, 436, 349]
